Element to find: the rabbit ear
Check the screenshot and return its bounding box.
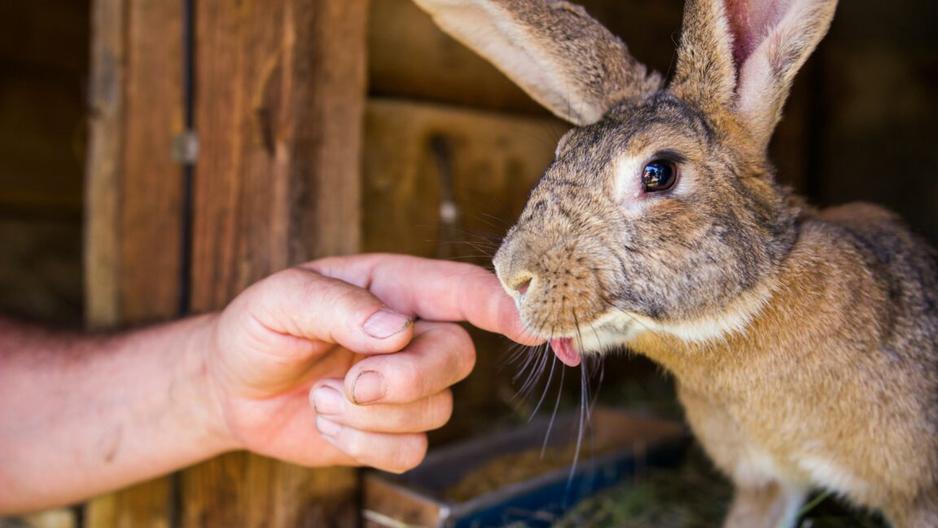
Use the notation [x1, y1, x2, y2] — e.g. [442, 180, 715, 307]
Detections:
[412, 0, 662, 126]
[671, 0, 837, 149]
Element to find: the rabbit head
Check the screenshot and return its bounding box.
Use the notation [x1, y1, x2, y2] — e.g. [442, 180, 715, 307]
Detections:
[414, 0, 837, 364]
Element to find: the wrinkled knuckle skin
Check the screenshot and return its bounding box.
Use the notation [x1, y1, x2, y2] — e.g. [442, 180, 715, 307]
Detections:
[445, 325, 477, 380]
[430, 323, 475, 374]
[457, 341, 478, 379]
[276, 266, 317, 292]
[387, 356, 423, 402]
[396, 435, 428, 473]
[427, 391, 454, 430]
[340, 428, 367, 461]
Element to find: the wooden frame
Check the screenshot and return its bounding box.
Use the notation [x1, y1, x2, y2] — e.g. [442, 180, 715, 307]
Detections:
[84, 0, 367, 526]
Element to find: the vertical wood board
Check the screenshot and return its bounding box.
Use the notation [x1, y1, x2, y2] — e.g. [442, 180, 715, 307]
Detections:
[180, 1, 368, 526]
[84, 0, 185, 526]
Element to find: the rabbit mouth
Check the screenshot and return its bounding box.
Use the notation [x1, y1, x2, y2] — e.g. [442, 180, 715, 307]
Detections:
[534, 310, 643, 366]
[549, 337, 581, 367]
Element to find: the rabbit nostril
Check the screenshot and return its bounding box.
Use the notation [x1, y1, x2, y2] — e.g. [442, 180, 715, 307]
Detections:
[514, 277, 532, 296]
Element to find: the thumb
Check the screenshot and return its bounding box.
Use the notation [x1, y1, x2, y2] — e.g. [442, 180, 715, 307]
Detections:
[249, 267, 415, 355]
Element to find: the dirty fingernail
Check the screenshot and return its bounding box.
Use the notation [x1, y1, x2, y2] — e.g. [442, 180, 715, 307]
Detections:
[363, 309, 412, 339]
[311, 385, 344, 415]
[352, 370, 386, 404]
[316, 416, 341, 439]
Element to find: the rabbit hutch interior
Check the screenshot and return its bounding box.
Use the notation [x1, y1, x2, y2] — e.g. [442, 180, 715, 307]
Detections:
[2, 0, 938, 527]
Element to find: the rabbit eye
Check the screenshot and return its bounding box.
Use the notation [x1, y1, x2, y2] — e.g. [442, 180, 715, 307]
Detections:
[641, 160, 678, 192]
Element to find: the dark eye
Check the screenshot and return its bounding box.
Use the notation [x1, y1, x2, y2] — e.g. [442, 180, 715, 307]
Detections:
[641, 160, 678, 192]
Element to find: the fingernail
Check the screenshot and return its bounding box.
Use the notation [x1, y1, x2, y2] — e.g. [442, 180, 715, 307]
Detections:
[316, 416, 341, 439]
[352, 370, 386, 404]
[311, 385, 343, 415]
[363, 309, 412, 339]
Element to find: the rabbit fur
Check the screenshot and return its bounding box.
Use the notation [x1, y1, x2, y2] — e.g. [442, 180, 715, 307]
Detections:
[413, 0, 938, 526]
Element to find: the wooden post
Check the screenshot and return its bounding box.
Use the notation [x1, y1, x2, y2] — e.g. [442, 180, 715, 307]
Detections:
[179, 0, 367, 526]
[84, 0, 185, 526]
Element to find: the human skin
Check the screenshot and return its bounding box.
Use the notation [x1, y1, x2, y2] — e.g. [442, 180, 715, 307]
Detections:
[0, 254, 536, 514]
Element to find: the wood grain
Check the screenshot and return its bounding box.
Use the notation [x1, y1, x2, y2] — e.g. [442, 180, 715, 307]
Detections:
[179, 1, 367, 526]
[84, 0, 125, 331]
[84, 0, 185, 526]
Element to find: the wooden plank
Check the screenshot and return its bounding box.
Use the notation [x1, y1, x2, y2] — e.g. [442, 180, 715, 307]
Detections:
[20, 509, 79, 528]
[84, 0, 185, 526]
[179, 0, 367, 526]
[116, 0, 186, 324]
[362, 98, 567, 442]
[84, 0, 125, 341]
[362, 98, 566, 257]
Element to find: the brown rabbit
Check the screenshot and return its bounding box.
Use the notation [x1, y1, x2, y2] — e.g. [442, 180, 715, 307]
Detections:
[413, 0, 938, 526]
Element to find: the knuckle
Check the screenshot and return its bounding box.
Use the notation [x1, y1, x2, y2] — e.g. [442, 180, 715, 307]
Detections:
[425, 391, 453, 430]
[339, 428, 367, 461]
[385, 356, 423, 401]
[443, 326, 476, 379]
[276, 266, 316, 292]
[457, 341, 477, 378]
[394, 434, 428, 473]
[428, 323, 476, 377]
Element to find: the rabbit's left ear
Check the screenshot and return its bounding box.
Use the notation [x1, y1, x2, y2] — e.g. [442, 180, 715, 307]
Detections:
[413, 0, 662, 126]
[671, 0, 837, 150]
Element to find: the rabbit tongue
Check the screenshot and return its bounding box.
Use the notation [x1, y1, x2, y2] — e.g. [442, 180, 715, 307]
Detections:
[549, 337, 581, 367]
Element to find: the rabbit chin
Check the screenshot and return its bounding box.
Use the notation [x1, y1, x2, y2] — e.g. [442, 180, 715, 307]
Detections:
[571, 281, 776, 356]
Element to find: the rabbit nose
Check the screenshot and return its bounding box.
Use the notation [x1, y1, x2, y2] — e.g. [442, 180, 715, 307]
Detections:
[506, 272, 534, 296]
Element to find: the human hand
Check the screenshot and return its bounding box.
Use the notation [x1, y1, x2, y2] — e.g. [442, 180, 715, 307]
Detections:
[200, 254, 535, 473]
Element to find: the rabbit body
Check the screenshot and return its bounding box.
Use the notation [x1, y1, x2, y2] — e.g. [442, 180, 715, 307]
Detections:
[644, 203, 938, 527]
[414, 0, 938, 525]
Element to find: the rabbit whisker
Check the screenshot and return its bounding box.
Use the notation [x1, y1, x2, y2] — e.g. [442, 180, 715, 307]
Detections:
[529, 353, 558, 422]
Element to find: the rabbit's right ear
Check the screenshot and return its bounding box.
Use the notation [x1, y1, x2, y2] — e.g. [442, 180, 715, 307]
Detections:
[412, 0, 662, 126]
[671, 0, 837, 150]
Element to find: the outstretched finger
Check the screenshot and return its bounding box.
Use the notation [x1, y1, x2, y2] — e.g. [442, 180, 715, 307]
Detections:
[305, 254, 542, 345]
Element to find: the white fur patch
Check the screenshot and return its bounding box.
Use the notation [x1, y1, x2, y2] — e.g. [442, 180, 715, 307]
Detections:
[576, 280, 775, 351]
[733, 445, 784, 487]
[777, 485, 810, 528]
[798, 456, 869, 498]
[731, 448, 807, 528]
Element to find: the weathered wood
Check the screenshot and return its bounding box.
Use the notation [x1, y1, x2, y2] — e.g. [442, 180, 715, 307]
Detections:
[20, 509, 79, 528]
[84, 0, 125, 330]
[84, 0, 185, 526]
[179, 0, 367, 526]
[362, 98, 566, 257]
[362, 98, 567, 442]
[116, 0, 186, 324]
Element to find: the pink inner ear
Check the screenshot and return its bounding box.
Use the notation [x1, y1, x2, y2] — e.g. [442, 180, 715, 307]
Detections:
[724, 0, 794, 69]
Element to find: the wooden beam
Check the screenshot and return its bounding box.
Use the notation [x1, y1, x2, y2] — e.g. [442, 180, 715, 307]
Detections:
[179, 1, 367, 526]
[84, 0, 185, 526]
[84, 0, 125, 330]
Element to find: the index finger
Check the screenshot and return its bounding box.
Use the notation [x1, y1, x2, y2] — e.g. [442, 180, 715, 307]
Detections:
[303, 254, 541, 345]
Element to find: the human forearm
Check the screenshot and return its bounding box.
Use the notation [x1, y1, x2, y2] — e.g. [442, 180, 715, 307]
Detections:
[0, 255, 535, 513]
[0, 315, 233, 513]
